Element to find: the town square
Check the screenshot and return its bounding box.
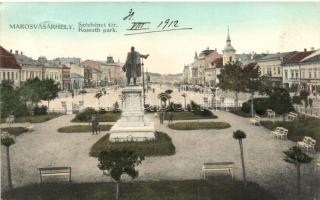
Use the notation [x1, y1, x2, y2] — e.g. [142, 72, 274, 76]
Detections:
[1, 2, 320, 200]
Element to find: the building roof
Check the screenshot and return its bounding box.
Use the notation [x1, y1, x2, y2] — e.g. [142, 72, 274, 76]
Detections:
[282, 51, 315, 65]
[211, 57, 223, 68]
[243, 62, 257, 70]
[257, 52, 296, 61]
[0, 46, 21, 69]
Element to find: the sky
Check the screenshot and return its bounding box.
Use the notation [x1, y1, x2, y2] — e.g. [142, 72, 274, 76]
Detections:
[1, 2, 320, 74]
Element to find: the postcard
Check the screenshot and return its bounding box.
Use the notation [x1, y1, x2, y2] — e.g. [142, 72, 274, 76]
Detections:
[1, 2, 320, 200]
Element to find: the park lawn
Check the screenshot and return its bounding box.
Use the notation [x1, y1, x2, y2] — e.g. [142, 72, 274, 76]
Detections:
[2, 179, 276, 200]
[168, 122, 231, 130]
[11, 113, 62, 123]
[0, 127, 28, 136]
[58, 125, 113, 133]
[230, 110, 253, 118]
[72, 112, 121, 122]
[261, 116, 320, 151]
[164, 111, 217, 120]
[90, 131, 175, 157]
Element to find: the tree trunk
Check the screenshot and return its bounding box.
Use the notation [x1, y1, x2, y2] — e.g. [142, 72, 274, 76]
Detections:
[115, 181, 119, 200]
[251, 92, 254, 118]
[297, 163, 301, 196]
[239, 140, 247, 188]
[235, 92, 239, 109]
[6, 146, 13, 190]
[47, 100, 50, 110]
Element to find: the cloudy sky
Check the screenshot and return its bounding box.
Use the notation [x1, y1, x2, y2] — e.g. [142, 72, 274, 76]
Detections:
[1, 2, 320, 74]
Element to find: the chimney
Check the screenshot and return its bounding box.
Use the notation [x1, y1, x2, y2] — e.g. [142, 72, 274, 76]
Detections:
[304, 48, 307, 52]
[10, 49, 12, 53]
[15, 50, 18, 55]
[21, 51, 23, 55]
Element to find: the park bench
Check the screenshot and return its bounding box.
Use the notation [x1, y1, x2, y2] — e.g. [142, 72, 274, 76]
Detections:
[287, 112, 298, 120]
[26, 125, 34, 131]
[38, 167, 71, 183]
[297, 136, 316, 153]
[202, 162, 234, 180]
[249, 115, 261, 125]
[271, 127, 288, 140]
[266, 109, 276, 119]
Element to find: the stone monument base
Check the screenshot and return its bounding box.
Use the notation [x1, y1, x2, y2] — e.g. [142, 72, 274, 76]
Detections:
[109, 86, 155, 142]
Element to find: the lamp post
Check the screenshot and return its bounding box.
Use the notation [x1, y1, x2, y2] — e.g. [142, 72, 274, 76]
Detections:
[215, 87, 219, 111]
[141, 58, 146, 108]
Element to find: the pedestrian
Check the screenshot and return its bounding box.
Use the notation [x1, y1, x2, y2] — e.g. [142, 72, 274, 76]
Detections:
[159, 111, 163, 124]
[91, 114, 100, 135]
[168, 111, 174, 124]
[71, 91, 74, 98]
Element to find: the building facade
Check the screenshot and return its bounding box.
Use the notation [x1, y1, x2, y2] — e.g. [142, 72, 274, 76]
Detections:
[0, 46, 21, 87]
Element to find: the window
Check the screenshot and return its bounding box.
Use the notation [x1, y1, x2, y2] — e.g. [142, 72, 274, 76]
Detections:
[314, 70, 317, 78]
[309, 70, 312, 79]
[3, 72, 5, 79]
[291, 70, 294, 79]
[7, 72, 10, 80]
[278, 67, 281, 75]
[229, 56, 232, 62]
[11, 72, 14, 80]
[295, 70, 299, 79]
[302, 70, 305, 78]
[284, 70, 288, 79]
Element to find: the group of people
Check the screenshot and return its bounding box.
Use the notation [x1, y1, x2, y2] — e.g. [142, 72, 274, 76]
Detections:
[158, 111, 174, 124]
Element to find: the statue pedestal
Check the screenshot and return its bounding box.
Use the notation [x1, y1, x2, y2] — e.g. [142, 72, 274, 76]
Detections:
[109, 86, 155, 142]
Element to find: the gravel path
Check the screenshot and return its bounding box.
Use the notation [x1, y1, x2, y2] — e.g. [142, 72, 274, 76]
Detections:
[1, 111, 319, 200]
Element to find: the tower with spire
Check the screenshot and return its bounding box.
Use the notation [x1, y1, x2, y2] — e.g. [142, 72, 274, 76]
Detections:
[194, 51, 198, 60]
[222, 27, 236, 65]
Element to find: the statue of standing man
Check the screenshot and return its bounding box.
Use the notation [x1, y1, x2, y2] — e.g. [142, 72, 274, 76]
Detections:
[122, 47, 149, 85]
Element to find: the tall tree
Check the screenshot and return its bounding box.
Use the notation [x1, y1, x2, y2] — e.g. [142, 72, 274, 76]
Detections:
[0, 83, 20, 118]
[40, 79, 60, 110]
[283, 146, 312, 196]
[98, 149, 144, 200]
[19, 78, 42, 107]
[299, 90, 310, 113]
[267, 88, 294, 121]
[242, 64, 261, 117]
[1, 133, 15, 191]
[233, 130, 247, 188]
[217, 61, 246, 107]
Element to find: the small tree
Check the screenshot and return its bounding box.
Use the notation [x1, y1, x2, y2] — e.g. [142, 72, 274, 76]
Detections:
[40, 79, 60, 110]
[98, 149, 144, 200]
[218, 61, 246, 108]
[267, 88, 294, 121]
[283, 146, 312, 196]
[1, 132, 15, 191]
[95, 91, 103, 109]
[233, 130, 247, 188]
[165, 89, 173, 104]
[181, 93, 187, 110]
[158, 92, 170, 107]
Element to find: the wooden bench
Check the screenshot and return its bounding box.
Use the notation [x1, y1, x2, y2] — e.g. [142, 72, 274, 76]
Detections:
[249, 115, 261, 125]
[271, 127, 288, 140]
[287, 112, 298, 120]
[202, 162, 234, 180]
[297, 136, 316, 153]
[38, 167, 71, 183]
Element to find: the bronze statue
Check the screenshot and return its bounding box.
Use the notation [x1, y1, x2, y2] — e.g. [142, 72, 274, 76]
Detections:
[122, 47, 149, 85]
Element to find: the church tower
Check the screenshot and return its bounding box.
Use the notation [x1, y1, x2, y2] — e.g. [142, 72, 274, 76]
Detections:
[222, 27, 236, 65]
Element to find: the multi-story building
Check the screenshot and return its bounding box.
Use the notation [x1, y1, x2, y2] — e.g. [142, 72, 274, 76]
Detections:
[43, 61, 63, 88]
[62, 65, 71, 91]
[53, 57, 81, 65]
[0, 46, 21, 87]
[182, 65, 191, 84]
[282, 49, 319, 93]
[256, 52, 296, 87]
